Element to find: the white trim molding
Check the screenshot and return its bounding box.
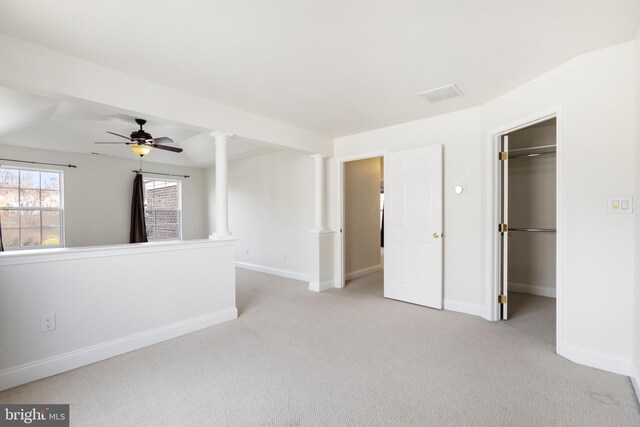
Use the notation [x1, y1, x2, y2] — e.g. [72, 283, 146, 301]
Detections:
[631, 366, 640, 405]
[508, 282, 556, 298]
[556, 341, 631, 376]
[0, 308, 237, 392]
[0, 239, 235, 266]
[345, 264, 383, 281]
[309, 279, 335, 292]
[235, 261, 309, 282]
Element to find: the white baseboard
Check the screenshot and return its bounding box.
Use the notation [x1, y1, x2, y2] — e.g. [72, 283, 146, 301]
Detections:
[509, 282, 556, 298]
[444, 299, 481, 317]
[308, 279, 335, 292]
[557, 341, 630, 376]
[236, 261, 309, 282]
[345, 264, 383, 281]
[631, 365, 640, 405]
[0, 307, 237, 392]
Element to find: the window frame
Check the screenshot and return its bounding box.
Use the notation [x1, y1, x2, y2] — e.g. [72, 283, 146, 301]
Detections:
[143, 177, 182, 241]
[0, 165, 65, 251]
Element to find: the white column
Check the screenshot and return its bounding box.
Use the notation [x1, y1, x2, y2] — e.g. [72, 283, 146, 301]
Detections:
[308, 153, 335, 292]
[310, 154, 326, 232]
[210, 131, 233, 240]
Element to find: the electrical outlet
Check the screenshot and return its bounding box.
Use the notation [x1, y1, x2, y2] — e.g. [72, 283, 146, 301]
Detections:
[41, 313, 56, 332]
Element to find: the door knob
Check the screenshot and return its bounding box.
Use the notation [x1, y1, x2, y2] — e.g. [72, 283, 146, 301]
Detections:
[433, 232, 440, 239]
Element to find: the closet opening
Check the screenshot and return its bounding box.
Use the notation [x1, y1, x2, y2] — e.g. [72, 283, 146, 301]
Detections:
[342, 157, 384, 289]
[498, 118, 557, 337]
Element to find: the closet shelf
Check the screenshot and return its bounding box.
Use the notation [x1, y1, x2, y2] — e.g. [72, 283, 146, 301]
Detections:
[510, 151, 555, 160]
[509, 227, 556, 233]
[509, 144, 556, 160]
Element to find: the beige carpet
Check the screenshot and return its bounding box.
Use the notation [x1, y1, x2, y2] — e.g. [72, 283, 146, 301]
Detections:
[1, 269, 638, 426]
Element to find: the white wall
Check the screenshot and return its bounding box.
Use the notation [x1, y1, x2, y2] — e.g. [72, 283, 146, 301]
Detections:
[508, 123, 556, 297]
[632, 27, 640, 400]
[226, 150, 314, 281]
[344, 157, 381, 278]
[335, 41, 636, 373]
[0, 144, 209, 247]
[483, 41, 635, 373]
[0, 239, 237, 391]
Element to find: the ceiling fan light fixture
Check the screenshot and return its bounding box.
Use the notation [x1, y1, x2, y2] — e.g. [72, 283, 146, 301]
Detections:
[131, 144, 152, 157]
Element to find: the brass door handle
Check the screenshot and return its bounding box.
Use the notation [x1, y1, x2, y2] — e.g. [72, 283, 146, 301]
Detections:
[433, 232, 440, 239]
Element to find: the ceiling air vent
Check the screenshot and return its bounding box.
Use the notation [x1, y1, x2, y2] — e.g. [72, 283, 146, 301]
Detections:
[418, 84, 463, 102]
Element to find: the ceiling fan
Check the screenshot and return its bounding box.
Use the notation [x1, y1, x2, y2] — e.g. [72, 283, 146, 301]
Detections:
[94, 118, 183, 156]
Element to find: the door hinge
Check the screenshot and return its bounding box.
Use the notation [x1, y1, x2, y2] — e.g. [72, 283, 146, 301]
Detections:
[499, 151, 508, 161]
[498, 294, 508, 304]
[498, 223, 508, 233]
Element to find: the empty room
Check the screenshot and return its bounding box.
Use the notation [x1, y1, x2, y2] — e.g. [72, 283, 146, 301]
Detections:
[0, 1, 639, 426]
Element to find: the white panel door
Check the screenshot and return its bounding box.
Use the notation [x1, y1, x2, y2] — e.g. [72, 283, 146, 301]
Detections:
[383, 145, 443, 308]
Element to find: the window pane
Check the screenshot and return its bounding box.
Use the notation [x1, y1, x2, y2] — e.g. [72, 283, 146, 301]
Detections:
[20, 170, 40, 189]
[42, 228, 61, 246]
[145, 192, 153, 209]
[20, 189, 40, 207]
[146, 227, 156, 239]
[0, 188, 19, 207]
[152, 210, 178, 239]
[41, 172, 60, 190]
[42, 210, 60, 228]
[143, 179, 180, 241]
[21, 228, 41, 246]
[2, 228, 20, 248]
[41, 190, 60, 207]
[0, 210, 19, 228]
[157, 186, 178, 208]
[0, 169, 19, 188]
[21, 210, 41, 228]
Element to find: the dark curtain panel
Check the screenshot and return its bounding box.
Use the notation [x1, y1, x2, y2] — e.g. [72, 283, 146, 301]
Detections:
[130, 173, 148, 243]
[0, 216, 4, 252]
[380, 204, 384, 248]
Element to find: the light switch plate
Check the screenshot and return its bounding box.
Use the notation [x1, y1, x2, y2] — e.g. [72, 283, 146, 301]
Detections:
[608, 196, 633, 213]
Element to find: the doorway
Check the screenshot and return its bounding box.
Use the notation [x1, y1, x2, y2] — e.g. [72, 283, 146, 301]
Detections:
[497, 117, 558, 343]
[338, 145, 444, 309]
[343, 157, 384, 287]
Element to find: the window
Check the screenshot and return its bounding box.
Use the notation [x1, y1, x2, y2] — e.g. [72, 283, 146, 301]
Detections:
[0, 167, 63, 249]
[144, 178, 181, 241]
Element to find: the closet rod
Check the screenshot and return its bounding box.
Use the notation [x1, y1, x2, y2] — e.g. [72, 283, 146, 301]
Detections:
[0, 158, 77, 168]
[132, 170, 190, 178]
[510, 151, 556, 160]
[509, 227, 556, 233]
[509, 144, 556, 153]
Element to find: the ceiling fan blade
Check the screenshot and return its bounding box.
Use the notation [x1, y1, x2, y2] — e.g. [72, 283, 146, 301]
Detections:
[150, 136, 174, 144]
[153, 144, 183, 153]
[94, 141, 130, 144]
[106, 131, 133, 141]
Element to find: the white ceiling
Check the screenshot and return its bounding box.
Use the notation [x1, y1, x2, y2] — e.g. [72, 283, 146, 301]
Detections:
[0, 87, 279, 167]
[0, 1, 638, 138]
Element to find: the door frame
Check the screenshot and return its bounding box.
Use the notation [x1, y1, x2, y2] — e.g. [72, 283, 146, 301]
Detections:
[335, 151, 386, 288]
[484, 105, 565, 346]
